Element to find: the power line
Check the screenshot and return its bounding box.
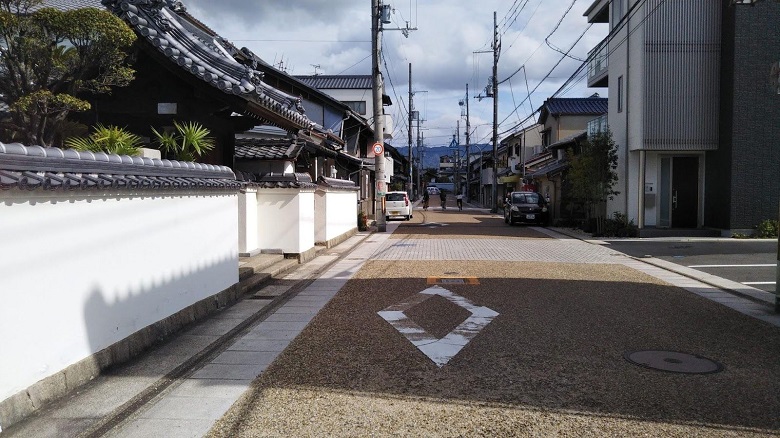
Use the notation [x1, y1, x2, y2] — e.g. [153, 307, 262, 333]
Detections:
[229, 39, 371, 43]
[335, 54, 371, 75]
[380, 37, 409, 139]
[544, 0, 585, 62]
[499, 0, 667, 136]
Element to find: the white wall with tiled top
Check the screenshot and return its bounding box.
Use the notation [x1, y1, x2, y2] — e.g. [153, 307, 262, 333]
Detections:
[315, 188, 358, 244]
[0, 189, 238, 403]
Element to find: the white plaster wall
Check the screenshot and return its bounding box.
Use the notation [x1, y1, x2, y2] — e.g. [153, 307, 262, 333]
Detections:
[0, 189, 238, 402]
[256, 190, 315, 254]
[315, 190, 358, 243]
[238, 189, 259, 254]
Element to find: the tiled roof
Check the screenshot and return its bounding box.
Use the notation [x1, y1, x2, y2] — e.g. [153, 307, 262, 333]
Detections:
[235, 171, 317, 190]
[29, 0, 102, 11]
[544, 97, 608, 115]
[539, 96, 608, 125]
[317, 176, 358, 191]
[548, 130, 587, 150]
[100, 0, 314, 130]
[0, 143, 239, 191]
[530, 160, 569, 178]
[234, 138, 303, 160]
[295, 75, 373, 90]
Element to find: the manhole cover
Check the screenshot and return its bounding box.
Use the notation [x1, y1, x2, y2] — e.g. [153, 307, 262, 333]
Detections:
[625, 350, 723, 374]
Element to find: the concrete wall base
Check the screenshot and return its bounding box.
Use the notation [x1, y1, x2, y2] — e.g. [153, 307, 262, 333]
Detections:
[316, 227, 358, 249]
[0, 279, 255, 431]
[290, 246, 319, 264]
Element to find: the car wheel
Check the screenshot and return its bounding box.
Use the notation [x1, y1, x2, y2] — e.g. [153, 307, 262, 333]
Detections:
[385, 216, 390, 222]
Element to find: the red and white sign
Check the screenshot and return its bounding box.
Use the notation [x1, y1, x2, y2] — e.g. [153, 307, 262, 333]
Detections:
[372, 142, 384, 156]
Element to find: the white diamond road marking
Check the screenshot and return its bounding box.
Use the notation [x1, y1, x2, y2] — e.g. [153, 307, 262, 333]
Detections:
[378, 286, 499, 367]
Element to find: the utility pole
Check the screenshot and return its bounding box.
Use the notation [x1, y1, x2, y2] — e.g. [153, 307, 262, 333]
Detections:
[372, 0, 387, 232]
[455, 120, 460, 196]
[490, 10, 500, 213]
[408, 63, 414, 200]
[464, 84, 471, 203]
[416, 117, 422, 192]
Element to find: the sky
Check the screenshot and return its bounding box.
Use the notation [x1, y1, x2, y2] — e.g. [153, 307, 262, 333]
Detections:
[180, 0, 608, 150]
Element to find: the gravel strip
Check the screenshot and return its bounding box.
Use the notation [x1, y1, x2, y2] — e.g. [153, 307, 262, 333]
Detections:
[208, 261, 780, 437]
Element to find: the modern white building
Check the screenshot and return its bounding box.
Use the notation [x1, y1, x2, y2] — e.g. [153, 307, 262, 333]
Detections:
[296, 75, 394, 140]
[584, 0, 780, 236]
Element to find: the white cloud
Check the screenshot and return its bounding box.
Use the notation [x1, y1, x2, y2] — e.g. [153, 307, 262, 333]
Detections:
[181, 0, 607, 148]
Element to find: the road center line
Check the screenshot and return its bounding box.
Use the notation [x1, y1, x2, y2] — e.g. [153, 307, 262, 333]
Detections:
[687, 264, 776, 268]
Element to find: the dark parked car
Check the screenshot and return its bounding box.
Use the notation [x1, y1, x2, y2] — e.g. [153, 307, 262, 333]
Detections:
[504, 191, 549, 225]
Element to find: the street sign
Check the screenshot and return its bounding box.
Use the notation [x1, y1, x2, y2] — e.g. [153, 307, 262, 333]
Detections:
[372, 142, 384, 156]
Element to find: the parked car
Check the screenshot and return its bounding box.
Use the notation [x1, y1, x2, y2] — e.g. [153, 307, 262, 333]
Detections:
[385, 191, 413, 221]
[504, 191, 548, 225]
[426, 186, 441, 195]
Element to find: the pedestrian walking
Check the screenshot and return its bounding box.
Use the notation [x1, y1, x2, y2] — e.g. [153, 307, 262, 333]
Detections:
[439, 190, 447, 209]
[456, 193, 463, 210]
[423, 190, 429, 210]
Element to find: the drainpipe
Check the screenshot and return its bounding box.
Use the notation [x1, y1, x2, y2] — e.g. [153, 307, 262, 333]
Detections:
[638, 150, 645, 228]
[624, 5, 630, 219]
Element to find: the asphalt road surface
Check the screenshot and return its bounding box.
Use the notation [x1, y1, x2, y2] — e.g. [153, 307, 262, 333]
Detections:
[605, 239, 777, 293]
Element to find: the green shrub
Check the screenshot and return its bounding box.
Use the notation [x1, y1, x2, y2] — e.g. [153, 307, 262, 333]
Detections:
[599, 212, 638, 237]
[755, 219, 779, 238]
[65, 123, 142, 156]
[152, 121, 214, 162]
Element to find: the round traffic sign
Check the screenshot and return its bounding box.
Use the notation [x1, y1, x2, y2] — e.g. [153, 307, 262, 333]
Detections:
[372, 142, 384, 155]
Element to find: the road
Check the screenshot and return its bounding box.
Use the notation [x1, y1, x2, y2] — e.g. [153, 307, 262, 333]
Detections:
[207, 203, 780, 437]
[605, 238, 777, 293]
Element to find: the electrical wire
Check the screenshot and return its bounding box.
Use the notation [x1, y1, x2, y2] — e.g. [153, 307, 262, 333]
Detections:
[335, 54, 371, 76]
[380, 38, 410, 139]
[499, 0, 667, 136]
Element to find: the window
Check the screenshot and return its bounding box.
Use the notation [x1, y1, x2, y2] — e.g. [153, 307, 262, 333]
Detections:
[344, 101, 367, 115]
[542, 130, 551, 147]
[617, 76, 623, 113]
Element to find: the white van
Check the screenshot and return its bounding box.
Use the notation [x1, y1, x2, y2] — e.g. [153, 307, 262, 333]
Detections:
[385, 191, 412, 221]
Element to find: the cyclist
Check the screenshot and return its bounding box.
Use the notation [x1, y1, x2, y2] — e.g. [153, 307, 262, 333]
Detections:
[422, 190, 429, 210]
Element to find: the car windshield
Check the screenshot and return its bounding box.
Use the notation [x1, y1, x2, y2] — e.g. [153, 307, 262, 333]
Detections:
[386, 193, 406, 202]
[512, 193, 542, 204]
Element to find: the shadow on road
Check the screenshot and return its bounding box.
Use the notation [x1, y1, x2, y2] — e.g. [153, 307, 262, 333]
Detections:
[209, 260, 780, 436]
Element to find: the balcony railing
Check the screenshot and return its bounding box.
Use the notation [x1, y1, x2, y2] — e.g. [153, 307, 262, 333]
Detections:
[587, 37, 609, 85]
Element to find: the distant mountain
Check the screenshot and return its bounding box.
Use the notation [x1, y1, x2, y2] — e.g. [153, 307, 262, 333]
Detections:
[394, 144, 490, 169]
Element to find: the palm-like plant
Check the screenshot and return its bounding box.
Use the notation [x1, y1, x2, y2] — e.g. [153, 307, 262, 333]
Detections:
[152, 121, 214, 162]
[64, 123, 142, 156]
